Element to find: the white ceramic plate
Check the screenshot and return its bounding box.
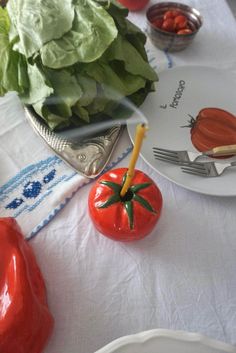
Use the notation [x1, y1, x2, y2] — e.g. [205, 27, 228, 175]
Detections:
[127, 66, 236, 197]
[94, 329, 236, 353]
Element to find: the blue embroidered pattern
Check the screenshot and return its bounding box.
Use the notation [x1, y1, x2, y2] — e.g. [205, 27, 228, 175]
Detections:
[146, 47, 173, 71]
[5, 169, 57, 210]
[6, 198, 24, 210]
[22, 181, 42, 199]
[27, 145, 133, 241]
[0, 156, 74, 218]
[43, 169, 56, 184]
[0, 145, 133, 240]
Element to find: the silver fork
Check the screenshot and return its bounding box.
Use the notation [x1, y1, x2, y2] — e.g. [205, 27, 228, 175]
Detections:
[181, 161, 236, 177]
[153, 147, 208, 165]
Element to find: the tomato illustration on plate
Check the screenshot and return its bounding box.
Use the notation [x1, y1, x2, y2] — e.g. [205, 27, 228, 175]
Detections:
[186, 108, 236, 153]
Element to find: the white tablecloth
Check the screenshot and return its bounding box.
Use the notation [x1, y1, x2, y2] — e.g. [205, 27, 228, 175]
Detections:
[2, 1, 236, 353]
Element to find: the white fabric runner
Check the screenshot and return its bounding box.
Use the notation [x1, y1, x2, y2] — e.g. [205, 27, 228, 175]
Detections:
[1, 1, 236, 353]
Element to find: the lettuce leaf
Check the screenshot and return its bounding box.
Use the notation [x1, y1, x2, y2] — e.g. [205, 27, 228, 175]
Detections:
[40, 0, 118, 68]
[0, 7, 28, 95]
[43, 68, 83, 119]
[1, 0, 158, 131]
[20, 63, 53, 105]
[7, 0, 75, 57]
[32, 100, 73, 130]
[103, 34, 157, 81]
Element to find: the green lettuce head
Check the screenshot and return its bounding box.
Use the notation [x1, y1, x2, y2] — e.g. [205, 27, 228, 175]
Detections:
[0, 0, 158, 130]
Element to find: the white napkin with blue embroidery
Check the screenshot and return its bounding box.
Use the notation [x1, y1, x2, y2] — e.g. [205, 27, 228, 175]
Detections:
[0, 92, 132, 238]
[0, 42, 169, 239]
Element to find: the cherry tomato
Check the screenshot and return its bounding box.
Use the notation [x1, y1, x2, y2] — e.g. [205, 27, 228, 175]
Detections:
[88, 168, 163, 242]
[177, 28, 193, 34]
[162, 18, 175, 32]
[0, 217, 54, 353]
[174, 15, 188, 30]
[163, 9, 181, 20]
[152, 18, 163, 29]
[117, 0, 149, 11]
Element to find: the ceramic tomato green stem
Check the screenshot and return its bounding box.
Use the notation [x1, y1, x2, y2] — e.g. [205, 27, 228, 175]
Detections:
[98, 174, 156, 229]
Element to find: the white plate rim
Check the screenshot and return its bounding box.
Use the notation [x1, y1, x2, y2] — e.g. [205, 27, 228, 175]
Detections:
[134, 151, 236, 197]
[94, 329, 236, 353]
[127, 65, 236, 197]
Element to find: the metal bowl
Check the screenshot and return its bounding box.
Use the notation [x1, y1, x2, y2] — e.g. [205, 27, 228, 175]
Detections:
[146, 2, 203, 52]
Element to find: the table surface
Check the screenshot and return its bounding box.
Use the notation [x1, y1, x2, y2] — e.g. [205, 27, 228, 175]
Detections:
[4, 1, 236, 353]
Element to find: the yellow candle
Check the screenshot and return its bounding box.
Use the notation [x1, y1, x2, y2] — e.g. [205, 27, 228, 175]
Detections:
[120, 123, 148, 197]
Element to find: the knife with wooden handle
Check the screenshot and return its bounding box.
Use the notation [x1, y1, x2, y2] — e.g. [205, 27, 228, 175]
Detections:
[203, 144, 236, 156]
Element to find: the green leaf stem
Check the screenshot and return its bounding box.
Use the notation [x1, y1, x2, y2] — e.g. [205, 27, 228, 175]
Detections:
[133, 194, 156, 213]
[130, 182, 151, 193]
[100, 180, 121, 193]
[97, 175, 157, 230]
[98, 194, 120, 208]
[124, 201, 133, 229]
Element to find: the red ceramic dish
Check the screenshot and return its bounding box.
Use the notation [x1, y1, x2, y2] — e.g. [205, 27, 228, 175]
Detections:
[117, 0, 150, 11]
[0, 217, 54, 353]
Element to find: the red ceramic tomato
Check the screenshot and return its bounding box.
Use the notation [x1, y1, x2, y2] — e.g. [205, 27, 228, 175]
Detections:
[117, 0, 149, 11]
[0, 217, 54, 353]
[88, 168, 163, 242]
